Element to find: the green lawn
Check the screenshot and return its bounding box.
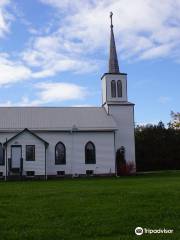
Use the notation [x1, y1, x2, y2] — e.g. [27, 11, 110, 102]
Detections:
[0, 172, 180, 240]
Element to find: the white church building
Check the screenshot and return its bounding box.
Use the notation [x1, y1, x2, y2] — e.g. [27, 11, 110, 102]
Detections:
[0, 14, 135, 179]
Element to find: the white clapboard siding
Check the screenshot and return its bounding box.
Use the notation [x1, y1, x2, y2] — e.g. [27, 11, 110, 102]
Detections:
[0, 132, 16, 175]
[108, 105, 136, 166]
[4, 131, 45, 175]
[0, 130, 115, 176]
[38, 131, 115, 175]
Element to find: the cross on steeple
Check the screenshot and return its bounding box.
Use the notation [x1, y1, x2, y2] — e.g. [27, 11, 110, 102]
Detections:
[109, 12, 120, 73]
[110, 11, 113, 27]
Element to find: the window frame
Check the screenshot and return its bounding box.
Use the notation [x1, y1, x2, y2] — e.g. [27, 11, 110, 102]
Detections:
[85, 141, 96, 164]
[0, 143, 5, 166]
[117, 80, 122, 97]
[111, 80, 116, 98]
[57, 171, 65, 176]
[86, 170, 94, 175]
[26, 145, 35, 161]
[55, 142, 66, 165]
[26, 171, 35, 176]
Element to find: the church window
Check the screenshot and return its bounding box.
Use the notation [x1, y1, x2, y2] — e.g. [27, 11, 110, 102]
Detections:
[117, 80, 122, 97]
[120, 146, 125, 158]
[55, 142, 66, 164]
[86, 170, 94, 175]
[26, 171, 35, 176]
[85, 142, 96, 164]
[0, 143, 5, 165]
[57, 171, 65, 176]
[111, 80, 116, 98]
[26, 145, 35, 161]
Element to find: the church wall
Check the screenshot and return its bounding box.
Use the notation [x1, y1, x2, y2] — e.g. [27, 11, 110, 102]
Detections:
[108, 105, 136, 170]
[0, 131, 45, 176]
[0, 132, 18, 176]
[38, 131, 115, 175]
[102, 77, 107, 105]
[0, 130, 116, 176]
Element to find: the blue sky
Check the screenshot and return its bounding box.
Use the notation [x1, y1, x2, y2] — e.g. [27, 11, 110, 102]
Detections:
[0, 0, 180, 125]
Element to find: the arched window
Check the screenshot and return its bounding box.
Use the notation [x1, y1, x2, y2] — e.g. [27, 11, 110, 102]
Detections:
[120, 146, 125, 159]
[0, 143, 4, 165]
[117, 80, 122, 97]
[55, 142, 66, 165]
[111, 80, 116, 98]
[85, 142, 96, 164]
[116, 146, 126, 176]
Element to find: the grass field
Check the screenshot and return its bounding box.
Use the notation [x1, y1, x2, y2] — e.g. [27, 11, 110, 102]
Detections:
[0, 172, 180, 240]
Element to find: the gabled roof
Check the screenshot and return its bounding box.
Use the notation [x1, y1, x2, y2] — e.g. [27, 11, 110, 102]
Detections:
[4, 128, 49, 147]
[0, 107, 117, 131]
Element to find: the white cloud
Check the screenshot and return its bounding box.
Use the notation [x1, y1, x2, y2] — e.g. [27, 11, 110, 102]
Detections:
[0, 97, 42, 107]
[21, 34, 98, 78]
[158, 96, 171, 104]
[136, 120, 160, 126]
[140, 43, 175, 60]
[0, 100, 12, 106]
[40, 0, 93, 12]
[0, 0, 12, 37]
[38, 0, 180, 62]
[73, 104, 94, 107]
[0, 82, 87, 106]
[35, 82, 87, 102]
[2, 0, 180, 87]
[0, 53, 32, 86]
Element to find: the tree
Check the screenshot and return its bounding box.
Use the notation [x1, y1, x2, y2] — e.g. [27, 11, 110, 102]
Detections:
[169, 111, 180, 129]
[135, 121, 180, 171]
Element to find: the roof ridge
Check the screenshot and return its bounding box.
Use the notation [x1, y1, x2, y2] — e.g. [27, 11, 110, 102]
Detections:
[0, 106, 102, 109]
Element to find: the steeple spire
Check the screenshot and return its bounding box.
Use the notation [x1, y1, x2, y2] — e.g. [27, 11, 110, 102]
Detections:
[109, 12, 120, 73]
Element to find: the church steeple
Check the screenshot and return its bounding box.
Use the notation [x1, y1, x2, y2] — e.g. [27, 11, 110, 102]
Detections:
[109, 12, 120, 73]
[101, 12, 128, 107]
